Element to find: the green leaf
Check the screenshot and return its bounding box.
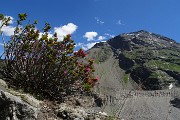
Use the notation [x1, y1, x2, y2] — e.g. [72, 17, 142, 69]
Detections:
[34, 20, 38, 24]
[18, 13, 27, 21]
[0, 14, 4, 20]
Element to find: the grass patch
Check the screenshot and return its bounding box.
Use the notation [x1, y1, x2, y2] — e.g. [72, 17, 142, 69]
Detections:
[123, 48, 155, 60]
[123, 74, 129, 84]
[95, 59, 100, 64]
[123, 51, 137, 59]
[145, 60, 180, 72]
[149, 71, 165, 79]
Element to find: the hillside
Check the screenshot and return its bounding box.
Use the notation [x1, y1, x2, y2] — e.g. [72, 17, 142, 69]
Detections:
[86, 30, 180, 92]
[83, 30, 180, 118]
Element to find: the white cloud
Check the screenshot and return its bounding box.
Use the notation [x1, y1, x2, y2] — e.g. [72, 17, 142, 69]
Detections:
[0, 16, 14, 26]
[39, 32, 53, 39]
[48, 32, 53, 38]
[0, 16, 15, 36]
[98, 36, 106, 41]
[95, 17, 104, 24]
[83, 32, 98, 41]
[116, 19, 125, 25]
[6, 16, 14, 24]
[76, 42, 83, 47]
[117, 20, 122, 25]
[1, 26, 15, 36]
[76, 42, 97, 51]
[104, 33, 115, 38]
[54, 23, 78, 41]
[84, 42, 97, 50]
[0, 17, 78, 40]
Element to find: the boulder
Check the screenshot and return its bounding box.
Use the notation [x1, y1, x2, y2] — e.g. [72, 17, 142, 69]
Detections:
[0, 90, 39, 120]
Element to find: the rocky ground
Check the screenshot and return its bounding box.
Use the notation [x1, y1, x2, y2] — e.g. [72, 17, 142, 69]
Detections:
[1, 78, 180, 120]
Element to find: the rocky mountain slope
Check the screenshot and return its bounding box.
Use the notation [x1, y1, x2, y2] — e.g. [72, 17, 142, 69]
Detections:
[86, 30, 180, 92]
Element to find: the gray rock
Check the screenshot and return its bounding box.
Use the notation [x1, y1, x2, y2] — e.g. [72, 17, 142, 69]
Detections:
[0, 79, 8, 92]
[0, 90, 39, 120]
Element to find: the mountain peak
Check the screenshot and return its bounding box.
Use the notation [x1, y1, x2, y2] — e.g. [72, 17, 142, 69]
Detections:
[107, 30, 178, 50]
[131, 30, 151, 34]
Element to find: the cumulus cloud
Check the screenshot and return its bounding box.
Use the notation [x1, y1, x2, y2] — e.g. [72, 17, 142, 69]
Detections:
[76, 42, 97, 51]
[0, 16, 15, 36]
[0, 16, 14, 25]
[39, 32, 53, 39]
[83, 32, 98, 41]
[54, 23, 78, 41]
[6, 16, 14, 24]
[0, 16, 78, 40]
[1, 26, 15, 36]
[98, 36, 106, 41]
[95, 17, 104, 24]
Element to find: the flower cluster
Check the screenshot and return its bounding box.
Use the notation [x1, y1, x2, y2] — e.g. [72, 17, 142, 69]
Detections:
[85, 75, 99, 88]
[74, 49, 87, 58]
[85, 67, 91, 72]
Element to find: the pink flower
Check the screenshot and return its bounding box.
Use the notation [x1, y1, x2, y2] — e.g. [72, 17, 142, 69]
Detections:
[90, 58, 94, 61]
[94, 76, 99, 81]
[95, 76, 99, 80]
[64, 70, 67, 75]
[80, 50, 86, 57]
[74, 52, 77, 55]
[85, 67, 91, 72]
[75, 49, 87, 57]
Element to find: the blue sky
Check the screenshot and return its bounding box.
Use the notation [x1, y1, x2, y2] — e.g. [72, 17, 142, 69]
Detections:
[0, 0, 180, 51]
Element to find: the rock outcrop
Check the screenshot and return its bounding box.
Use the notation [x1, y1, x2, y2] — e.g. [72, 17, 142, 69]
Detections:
[0, 90, 39, 120]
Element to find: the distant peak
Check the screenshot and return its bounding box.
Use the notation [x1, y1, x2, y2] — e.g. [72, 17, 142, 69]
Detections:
[137, 30, 149, 33]
[107, 30, 178, 50]
[130, 30, 151, 34]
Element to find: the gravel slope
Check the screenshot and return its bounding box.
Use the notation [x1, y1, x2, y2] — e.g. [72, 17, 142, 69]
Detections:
[120, 96, 180, 120]
[97, 88, 180, 120]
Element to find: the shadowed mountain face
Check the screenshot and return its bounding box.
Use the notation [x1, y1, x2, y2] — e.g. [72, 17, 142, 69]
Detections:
[86, 30, 180, 91]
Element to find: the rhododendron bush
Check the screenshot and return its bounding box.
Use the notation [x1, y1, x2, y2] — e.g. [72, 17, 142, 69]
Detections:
[0, 14, 98, 101]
